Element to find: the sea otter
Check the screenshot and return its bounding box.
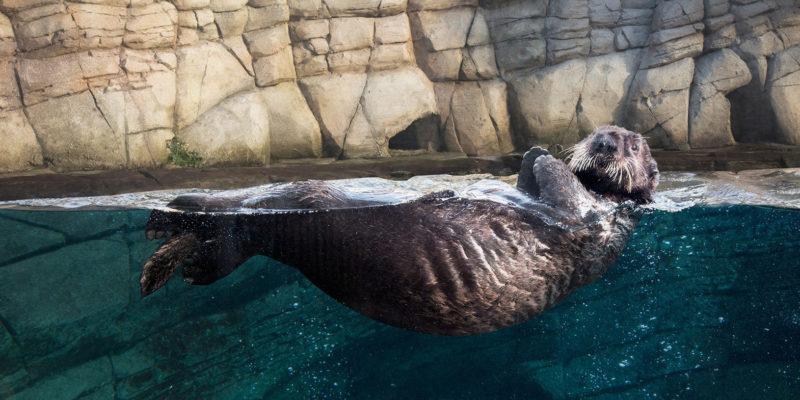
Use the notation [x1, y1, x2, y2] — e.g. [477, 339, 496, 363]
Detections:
[141, 126, 659, 335]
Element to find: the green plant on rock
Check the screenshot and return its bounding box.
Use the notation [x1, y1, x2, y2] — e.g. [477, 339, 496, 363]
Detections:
[167, 138, 203, 167]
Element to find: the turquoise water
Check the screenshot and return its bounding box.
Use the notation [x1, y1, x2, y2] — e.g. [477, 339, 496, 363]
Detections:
[0, 205, 799, 399]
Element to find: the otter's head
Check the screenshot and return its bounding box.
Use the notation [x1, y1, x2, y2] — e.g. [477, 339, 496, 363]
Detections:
[566, 126, 659, 204]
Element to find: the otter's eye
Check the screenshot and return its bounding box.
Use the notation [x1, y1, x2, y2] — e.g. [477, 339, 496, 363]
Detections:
[631, 144, 639, 152]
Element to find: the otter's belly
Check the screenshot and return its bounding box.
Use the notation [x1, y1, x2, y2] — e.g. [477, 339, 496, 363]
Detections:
[264, 201, 579, 335]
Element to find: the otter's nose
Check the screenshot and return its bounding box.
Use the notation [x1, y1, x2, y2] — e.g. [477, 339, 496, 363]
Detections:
[593, 135, 617, 154]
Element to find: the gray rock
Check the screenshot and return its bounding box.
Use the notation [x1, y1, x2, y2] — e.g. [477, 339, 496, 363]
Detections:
[590, 28, 616, 54]
[767, 45, 800, 145]
[614, 25, 650, 50]
[494, 39, 546, 74]
[589, 0, 622, 27]
[640, 32, 704, 68]
[578, 50, 642, 135]
[624, 58, 695, 149]
[652, 0, 704, 30]
[448, 81, 501, 156]
[689, 49, 752, 148]
[507, 58, 587, 146]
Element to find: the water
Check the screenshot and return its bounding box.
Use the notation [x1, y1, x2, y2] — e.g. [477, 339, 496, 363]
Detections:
[1, 173, 799, 399]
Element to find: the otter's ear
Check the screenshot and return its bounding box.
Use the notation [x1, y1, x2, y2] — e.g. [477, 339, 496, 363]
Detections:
[517, 147, 550, 197]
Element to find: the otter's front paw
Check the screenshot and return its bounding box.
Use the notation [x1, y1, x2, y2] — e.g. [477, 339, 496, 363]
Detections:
[523, 147, 550, 162]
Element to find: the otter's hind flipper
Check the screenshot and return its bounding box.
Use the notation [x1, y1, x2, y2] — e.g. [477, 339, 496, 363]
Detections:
[141, 233, 199, 296]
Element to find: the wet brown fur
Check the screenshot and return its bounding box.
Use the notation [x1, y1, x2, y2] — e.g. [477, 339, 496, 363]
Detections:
[141, 127, 658, 335]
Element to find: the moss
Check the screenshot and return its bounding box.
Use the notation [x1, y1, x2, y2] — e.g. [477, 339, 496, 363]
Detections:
[167, 138, 203, 167]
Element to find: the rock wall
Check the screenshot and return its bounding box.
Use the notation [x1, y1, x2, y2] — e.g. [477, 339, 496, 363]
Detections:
[0, 0, 799, 172]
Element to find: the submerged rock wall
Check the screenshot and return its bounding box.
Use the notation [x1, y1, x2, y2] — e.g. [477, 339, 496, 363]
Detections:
[0, 0, 799, 172]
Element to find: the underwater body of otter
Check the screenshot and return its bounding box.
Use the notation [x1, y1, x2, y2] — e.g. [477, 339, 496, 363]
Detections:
[0, 172, 799, 399]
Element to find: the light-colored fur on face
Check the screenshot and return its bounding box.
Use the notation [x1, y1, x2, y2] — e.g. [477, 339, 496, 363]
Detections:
[564, 126, 659, 203]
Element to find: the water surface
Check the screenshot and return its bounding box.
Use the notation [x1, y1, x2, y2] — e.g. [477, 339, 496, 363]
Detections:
[0, 172, 799, 399]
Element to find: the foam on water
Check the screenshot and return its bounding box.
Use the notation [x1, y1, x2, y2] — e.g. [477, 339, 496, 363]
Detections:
[1, 169, 799, 211]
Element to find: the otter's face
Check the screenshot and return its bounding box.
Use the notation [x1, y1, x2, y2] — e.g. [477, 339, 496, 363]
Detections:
[566, 126, 659, 204]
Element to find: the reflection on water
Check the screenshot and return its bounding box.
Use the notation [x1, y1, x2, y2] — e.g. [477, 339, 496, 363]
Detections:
[0, 204, 798, 399]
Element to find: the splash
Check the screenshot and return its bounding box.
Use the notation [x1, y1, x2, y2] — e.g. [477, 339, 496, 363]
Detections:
[1, 169, 799, 211]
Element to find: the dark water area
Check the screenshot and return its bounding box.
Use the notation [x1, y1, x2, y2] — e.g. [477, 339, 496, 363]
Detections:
[0, 205, 799, 399]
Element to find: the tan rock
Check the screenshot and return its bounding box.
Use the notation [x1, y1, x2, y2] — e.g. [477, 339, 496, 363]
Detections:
[0, 58, 21, 110]
[356, 66, 436, 156]
[175, 41, 254, 128]
[379, 0, 406, 15]
[15, 12, 76, 51]
[298, 72, 367, 153]
[243, 24, 291, 57]
[17, 53, 88, 105]
[178, 10, 198, 28]
[124, 2, 178, 49]
[173, 0, 210, 10]
[210, 0, 248, 12]
[214, 8, 249, 37]
[467, 8, 490, 46]
[259, 82, 322, 158]
[374, 13, 410, 44]
[92, 70, 176, 135]
[293, 44, 328, 76]
[245, 4, 290, 31]
[307, 37, 329, 54]
[414, 45, 461, 80]
[223, 36, 255, 75]
[461, 45, 498, 80]
[370, 42, 413, 70]
[409, 7, 473, 51]
[408, 0, 476, 12]
[289, 18, 329, 40]
[0, 109, 43, 172]
[324, 0, 381, 17]
[26, 91, 127, 170]
[327, 48, 371, 72]
[68, 3, 126, 32]
[288, 0, 325, 18]
[127, 128, 173, 167]
[329, 17, 374, 52]
[178, 90, 271, 165]
[253, 45, 296, 86]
